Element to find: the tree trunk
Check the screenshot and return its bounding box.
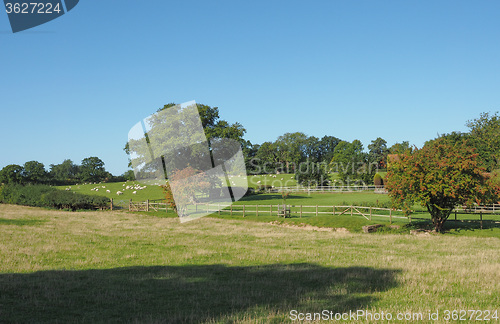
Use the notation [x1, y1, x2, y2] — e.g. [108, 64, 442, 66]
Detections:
[427, 203, 452, 233]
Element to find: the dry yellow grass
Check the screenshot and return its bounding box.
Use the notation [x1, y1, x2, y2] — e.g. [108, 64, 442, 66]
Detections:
[0, 204, 499, 323]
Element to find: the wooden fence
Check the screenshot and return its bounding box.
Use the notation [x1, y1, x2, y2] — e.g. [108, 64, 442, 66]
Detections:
[122, 199, 500, 230]
[128, 199, 168, 212]
[271, 186, 387, 193]
[220, 204, 406, 223]
[453, 204, 500, 214]
[125, 199, 406, 223]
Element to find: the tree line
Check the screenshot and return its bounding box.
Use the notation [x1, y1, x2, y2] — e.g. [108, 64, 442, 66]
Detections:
[0, 157, 135, 186]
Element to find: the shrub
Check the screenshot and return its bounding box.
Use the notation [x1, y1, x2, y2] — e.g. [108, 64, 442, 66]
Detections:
[256, 184, 273, 193]
[373, 173, 384, 187]
[0, 184, 109, 210]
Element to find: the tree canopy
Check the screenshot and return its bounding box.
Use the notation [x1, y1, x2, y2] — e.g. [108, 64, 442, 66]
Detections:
[330, 140, 375, 184]
[466, 112, 500, 171]
[79, 157, 110, 183]
[386, 138, 500, 232]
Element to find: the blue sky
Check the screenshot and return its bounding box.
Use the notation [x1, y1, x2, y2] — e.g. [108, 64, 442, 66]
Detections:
[1, 0, 500, 175]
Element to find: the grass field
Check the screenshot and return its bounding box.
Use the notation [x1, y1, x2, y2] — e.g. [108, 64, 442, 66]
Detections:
[55, 174, 299, 201]
[56, 180, 500, 238]
[0, 204, 498, 323]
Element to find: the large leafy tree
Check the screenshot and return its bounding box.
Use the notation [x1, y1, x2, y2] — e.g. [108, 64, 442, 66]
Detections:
[22, 161, 47, 184]
[368, 137, 388, 169]
[253, 141, 278, 174]
[330, 140, 373, 184]
[124, 103, 247, 171]
[274, 132, 308, 172]
[318, 135, 341, 163]
[466, 112, 500, 171]
[79, 157, 109, 183]
[49, 159, 80, 184]
[386, 138, 500, 233]
[389, 141, 412, 155]
[0, 164, 24, 184]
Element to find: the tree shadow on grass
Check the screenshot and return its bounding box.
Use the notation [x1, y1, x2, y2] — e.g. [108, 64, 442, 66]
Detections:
[0, 264, 401, 323]
[405, 218, 500, 233]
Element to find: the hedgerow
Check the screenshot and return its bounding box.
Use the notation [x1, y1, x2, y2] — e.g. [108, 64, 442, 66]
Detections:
[0, 183, 109, 210]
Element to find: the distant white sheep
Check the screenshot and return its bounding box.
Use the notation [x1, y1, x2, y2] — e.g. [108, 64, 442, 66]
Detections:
[106, 190, 110, 193]
[132, 191, 137, 194]
[116, 191, 123, 195]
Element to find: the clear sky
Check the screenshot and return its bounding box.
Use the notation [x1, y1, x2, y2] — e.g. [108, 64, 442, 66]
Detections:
[1, 1, 500, 175]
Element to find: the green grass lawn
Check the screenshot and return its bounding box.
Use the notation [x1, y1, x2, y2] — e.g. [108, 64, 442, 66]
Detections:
[0, 204, 498, 323]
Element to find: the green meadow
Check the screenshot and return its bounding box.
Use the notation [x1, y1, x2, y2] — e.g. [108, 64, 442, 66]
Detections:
[0, 204, 498, 323]
[56, 178, 500, 238]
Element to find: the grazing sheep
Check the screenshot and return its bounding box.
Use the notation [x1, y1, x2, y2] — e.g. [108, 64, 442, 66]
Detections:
[132, 191, 137, 194]
[116, 191, 123, 195]
[106, 190, 110, 193]
[257, 181, 261, 184]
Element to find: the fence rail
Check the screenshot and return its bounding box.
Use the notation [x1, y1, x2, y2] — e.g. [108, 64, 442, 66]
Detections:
[453, 204, 500, 214]
[121, 199, 500, 230]
[270, 186, 387, 193]
[124, 199, 407, 223]
[128, 199, 168, 212]
[218, 204, 405, 222]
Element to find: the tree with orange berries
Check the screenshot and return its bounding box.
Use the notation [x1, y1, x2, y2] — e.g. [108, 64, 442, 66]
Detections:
[386, 138, 500, 233]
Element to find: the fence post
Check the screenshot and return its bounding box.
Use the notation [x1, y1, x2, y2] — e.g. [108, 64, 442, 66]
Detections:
[270, 204, 272, 216]
[256, 205, 259, 217]
[230, 204, 233, 216]
[480, 211, 483, 230]
[300, 205, 302, 218]
[333, 205, 335, 216]
[146, 199, 149, 212]
[350, 206, 353, 217]
[455, 210, 457, 221]
[316, 205, 318, 217]
[390, 209, 392, 224]
[110, 198, 113, 211]
[129, 199, 132, 211]
[370, 207, 372, 221]
[243, 205, 245, 217]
